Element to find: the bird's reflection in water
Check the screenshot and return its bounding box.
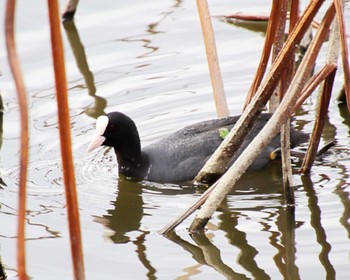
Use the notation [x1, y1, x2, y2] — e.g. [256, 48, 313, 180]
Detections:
[93, 178, 156, 279]
[97, 178, 145, 244]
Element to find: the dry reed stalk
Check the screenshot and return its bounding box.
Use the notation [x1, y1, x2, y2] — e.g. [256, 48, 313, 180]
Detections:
[292, 64, 338, 112]
[289, 0, 300, 29]
[159, 64, 337, 235]
[62, 0, 79, 20]
[189, 3, 336, 232]
[5, 1, 29, 279]
[194, 0, 326, 185]
[47, 1, 85, 279]
[244, 0, 282, 108]
[160, 66, 337, 235]
[159, 181, 218, 234]
[300, 68, 337, 174]
[269, 0, 288, 112]
[277, 0, 296, 205]
[196, 0, 229, 118]
[334, 0, 350, 112]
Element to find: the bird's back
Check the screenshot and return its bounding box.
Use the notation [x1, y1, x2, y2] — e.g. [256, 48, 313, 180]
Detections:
[142, 114, 280, 182]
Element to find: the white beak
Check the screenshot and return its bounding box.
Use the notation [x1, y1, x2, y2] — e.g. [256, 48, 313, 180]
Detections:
[87, 115, 109, 152]
[87, 135, 106, 152]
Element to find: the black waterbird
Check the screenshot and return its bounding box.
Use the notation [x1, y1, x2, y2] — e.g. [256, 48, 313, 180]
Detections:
[87, 112, 308, 183]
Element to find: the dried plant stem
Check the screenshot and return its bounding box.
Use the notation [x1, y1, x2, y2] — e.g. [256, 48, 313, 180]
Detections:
[334, 0, 350, 112]
[278, 0, 296, 205]
[47, 1, 85, 279]
[196, 0, 229, 118]
[189, 3, 335, 232]
[159, 182, 217, 234]
[300, 68, 337, 174]
[194, 0, 326, 185]
[5, 0, 29, 279]
[244, 0, 282, 108]
[289, 0, 300, 29]
[62, 0, 80, 20]
[159, 64, 336, 235]
[292, 64, 338, 112]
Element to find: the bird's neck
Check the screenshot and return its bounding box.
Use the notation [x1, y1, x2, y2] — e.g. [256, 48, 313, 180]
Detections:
[114, 144, 148, 179]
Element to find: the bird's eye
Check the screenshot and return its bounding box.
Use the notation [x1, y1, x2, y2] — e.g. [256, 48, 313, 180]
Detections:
[109, 124, 116, 130]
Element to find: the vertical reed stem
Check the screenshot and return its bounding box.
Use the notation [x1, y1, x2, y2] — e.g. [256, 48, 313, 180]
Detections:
[196, 0, 229, 118]
[5, 1, 29, 279]
[334, 0, 350, 112]
[47, 1, 85, 279]
[244, 0, 282, 108]
[300, 68, 336, 174]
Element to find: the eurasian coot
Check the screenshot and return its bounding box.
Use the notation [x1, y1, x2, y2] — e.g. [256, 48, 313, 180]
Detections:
[87, 112, 308, 183]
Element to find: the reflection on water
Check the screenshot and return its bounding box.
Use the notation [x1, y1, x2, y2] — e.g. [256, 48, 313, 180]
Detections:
[94, 179, 145, 244]
[0, 256, 5, 280]
[0, 93, 5, 189]
[301, 176, 336, 278]
[89, 163, 345, 279]
[63, 20, 107, 119]
[0, 92, 5, 278]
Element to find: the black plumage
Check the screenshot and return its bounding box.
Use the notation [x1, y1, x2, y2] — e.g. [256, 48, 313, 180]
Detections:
[87, 112, 308, 183]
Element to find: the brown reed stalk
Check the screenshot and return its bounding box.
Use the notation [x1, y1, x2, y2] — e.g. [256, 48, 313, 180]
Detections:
[292, 64, 337, 112]
[289, 0, 300, 29]
[159, 64, 337, 235]
[300, 68, 337, 174]
[189, 3, 336, 232]
[47, 1, 85, 279]
[334, 0, 350, 112]
[243, 0, 282, 108]
[160, 1, 336, 234]
[194, 0, 326, 184]
[5, 1, 29, 279]
[196, 0, 229, 118]
[277, 0, 295, 205]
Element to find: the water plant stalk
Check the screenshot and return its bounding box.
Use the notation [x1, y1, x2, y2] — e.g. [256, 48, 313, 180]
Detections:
[189, 3, 336, 232]
[300, 68, 336, 174]
[194, 0, 326, 184]
[244, 0, 282, 108]
[5, 1, 29, 279]
[159, 63, 336, 235]
[196, 0, 229, 118]
[334, 0, 350, 112]
[47, 1, 85, 279]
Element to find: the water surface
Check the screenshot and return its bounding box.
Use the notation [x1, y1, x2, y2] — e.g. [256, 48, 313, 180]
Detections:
[0, 0, 350, 279]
